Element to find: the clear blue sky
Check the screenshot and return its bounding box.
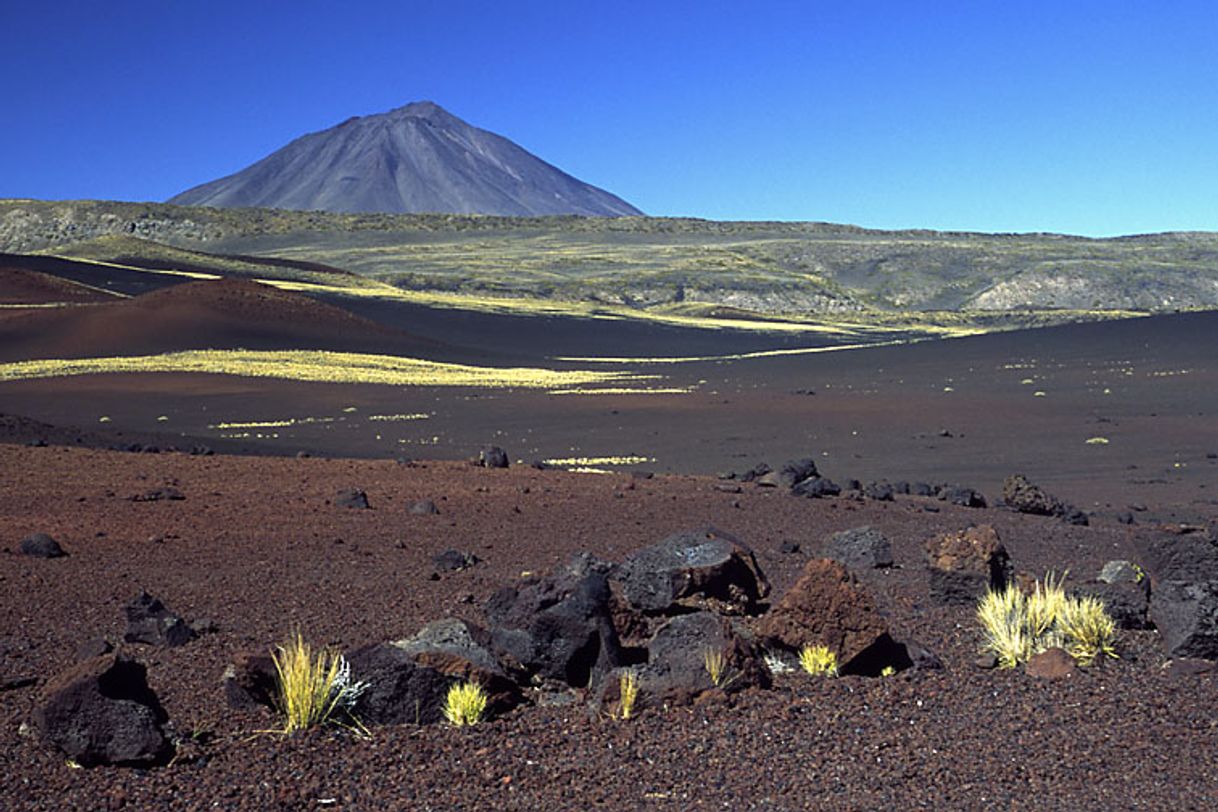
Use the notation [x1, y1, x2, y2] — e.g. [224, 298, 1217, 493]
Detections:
[3, 1, 1216, 236]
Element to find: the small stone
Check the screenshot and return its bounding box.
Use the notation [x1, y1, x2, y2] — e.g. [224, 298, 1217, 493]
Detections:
[19, 533, 65, 558]
[1162, 658, 1216, 679]
[408, 500, 440, 515]
[1098, 560, 1143, 585]
[335, 489, 370, 509]
[432, 549, 479, 572]
[478, 446, 509, 469]
[1025, 647, 1076, 679]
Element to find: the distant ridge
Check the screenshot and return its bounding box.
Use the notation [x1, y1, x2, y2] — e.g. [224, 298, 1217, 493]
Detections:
[169, 101, 643, 217]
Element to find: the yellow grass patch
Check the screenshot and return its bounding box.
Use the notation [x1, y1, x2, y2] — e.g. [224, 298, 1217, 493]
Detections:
[0, 349, 658, 390]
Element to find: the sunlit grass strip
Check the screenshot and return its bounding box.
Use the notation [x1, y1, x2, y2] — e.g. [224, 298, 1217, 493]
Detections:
[555, 339, 913, 365]
[542, 456, 653, 466]
[547, 387, 696, 395]
[208, 416, 339, 429]
[0, 349, 655, 390]
[367, 413, 431, 421]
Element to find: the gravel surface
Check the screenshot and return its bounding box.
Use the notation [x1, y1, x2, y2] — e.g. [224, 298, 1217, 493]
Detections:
[2, 444, 1216, 810]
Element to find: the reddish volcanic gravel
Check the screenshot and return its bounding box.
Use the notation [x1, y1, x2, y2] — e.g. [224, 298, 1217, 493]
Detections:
[2, 444, 1217, 810]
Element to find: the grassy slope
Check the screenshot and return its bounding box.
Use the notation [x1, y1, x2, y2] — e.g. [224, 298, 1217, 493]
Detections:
[2, 199, 1214, 328]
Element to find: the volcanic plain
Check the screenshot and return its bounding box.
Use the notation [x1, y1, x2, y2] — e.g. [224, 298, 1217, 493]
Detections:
[1, 233, 1217, 810]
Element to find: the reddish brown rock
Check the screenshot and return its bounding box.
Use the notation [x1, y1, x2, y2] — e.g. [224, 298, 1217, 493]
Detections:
[756, 558, 888, 669]
[1026, 647, 1076, 679]
[925, 524, 1010, 604]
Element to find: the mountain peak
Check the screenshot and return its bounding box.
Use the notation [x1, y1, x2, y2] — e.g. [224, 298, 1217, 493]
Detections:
[169, 103, 641, 217]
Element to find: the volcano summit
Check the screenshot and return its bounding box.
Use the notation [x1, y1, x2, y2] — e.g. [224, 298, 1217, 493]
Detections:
[169, 101, 642, 217]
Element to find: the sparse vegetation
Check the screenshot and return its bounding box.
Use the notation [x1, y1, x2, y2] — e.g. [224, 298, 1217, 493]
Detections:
[703, 647, 732, 687]
[271, 633, 366, 733]
[798, 645, 839, 678]
[977, 573, 1118, 668]
[442, 681, 489, 727]
[617, 670, 639, 720]
[0, 349, 665, 391]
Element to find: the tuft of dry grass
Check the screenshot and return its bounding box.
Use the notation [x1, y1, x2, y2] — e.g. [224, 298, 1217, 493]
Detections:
[271, 633, 365, 733]
[798, 645, 839, 678]
[703, 647, 728, 687]
[977, 573, 1118, 668]
[442, 681, 488, 727]
[617, 670, 640, 720]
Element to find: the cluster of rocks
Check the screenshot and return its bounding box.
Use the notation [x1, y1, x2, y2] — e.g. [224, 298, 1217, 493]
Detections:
[721, 457, 988, 508]
[31, 592, 212, 767]
[1000, 475, 1088, 525]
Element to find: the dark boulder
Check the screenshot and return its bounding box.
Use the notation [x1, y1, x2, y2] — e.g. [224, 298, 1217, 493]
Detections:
[1133, 533, 1218, 586]
[478, 446, 509, 469]
[791, 477, 841, 498]
[940, 486, 987, 508]
[632, 612, 769, 705]
[335, 489, 370, 509]
[390, 618, 522, 712]
[19, 533, 65, 559]
[123, 592, 196, 648]
[925, 525, 1009, 604]
[1074, 581, 1151, 630]
[408, 500, 439, 515]
[756, 558, 889, 670]
[1001, 475, 1088, 525]
[346, 644, 455, 725]
[615, 527, 770, 615]
[131, 487, 184, 502]
[822, 526, 893, 570]
[432, 549, 479, 573]
[221, 651, 278, 711]
[863, 481, 895, 502]
[737, 462, 772, 483]
[33, 653, 172, 767]
[760, 458, 818, 489]
[485, 570, 625, 689]
[1150, 580, 1218, 659]
[1001, 474, 1061, 516]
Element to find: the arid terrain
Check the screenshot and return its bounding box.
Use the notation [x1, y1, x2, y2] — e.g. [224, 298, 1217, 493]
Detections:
[1, 243, 1217, 810]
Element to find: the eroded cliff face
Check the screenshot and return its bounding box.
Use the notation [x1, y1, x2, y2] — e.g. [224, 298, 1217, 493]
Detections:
[0, 201, 228, 253]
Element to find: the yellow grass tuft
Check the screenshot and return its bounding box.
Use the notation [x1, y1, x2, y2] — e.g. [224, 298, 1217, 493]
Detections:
[617, 670, 640, 720]
[271, 633, 365, 733]
[798, 645, 839, 677]
[442, 681, 488, 727]
[1056, 595, 1119, 666]
[703, 647, 732, 687]
[977, 573, 1118, 668]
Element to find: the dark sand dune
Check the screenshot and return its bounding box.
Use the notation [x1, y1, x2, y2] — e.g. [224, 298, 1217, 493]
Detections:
[0, 277, 450, 362]
[0, 265, 118, 305]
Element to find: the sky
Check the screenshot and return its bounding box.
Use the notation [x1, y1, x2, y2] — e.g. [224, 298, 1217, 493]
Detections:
[2, 0, 1216, 236]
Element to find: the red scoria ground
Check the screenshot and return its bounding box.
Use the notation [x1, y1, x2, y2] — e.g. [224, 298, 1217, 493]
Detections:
[1, 443, 1216, 810]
